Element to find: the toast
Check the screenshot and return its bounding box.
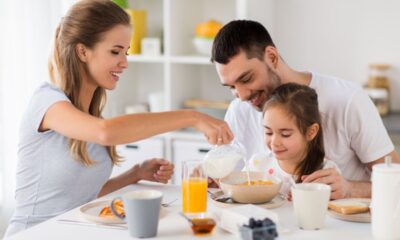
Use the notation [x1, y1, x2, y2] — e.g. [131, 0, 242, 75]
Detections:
[328, 199, 370, 215]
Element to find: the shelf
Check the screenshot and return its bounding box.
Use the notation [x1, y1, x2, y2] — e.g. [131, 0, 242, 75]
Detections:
[127, 55, 212, 65]
[127, 55, 165, 63]
[170, 55, 212, 65]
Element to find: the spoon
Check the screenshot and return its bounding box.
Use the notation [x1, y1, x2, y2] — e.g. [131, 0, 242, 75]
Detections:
[178, 212, 216, 235]
[207, 190, 232, 203]
[179, 212, 194, 224]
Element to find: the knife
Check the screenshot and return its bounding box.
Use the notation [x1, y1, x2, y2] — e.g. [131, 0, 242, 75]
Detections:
[56, 219, 127, 230]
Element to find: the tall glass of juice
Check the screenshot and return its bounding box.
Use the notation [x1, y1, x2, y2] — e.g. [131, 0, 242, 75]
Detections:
[182, 160, 208, 216]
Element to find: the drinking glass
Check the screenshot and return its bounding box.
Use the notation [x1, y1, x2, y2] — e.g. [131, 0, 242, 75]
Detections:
[182, 160, 208, 215]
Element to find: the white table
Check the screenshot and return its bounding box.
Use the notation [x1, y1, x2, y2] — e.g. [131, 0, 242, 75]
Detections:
[8, 182, 373, 240]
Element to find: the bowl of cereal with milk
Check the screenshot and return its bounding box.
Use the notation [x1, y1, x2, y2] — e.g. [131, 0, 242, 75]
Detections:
[219, 171, 282, 204]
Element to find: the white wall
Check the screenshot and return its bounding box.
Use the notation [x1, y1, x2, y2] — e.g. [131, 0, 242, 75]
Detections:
[274, 0, 400, 111]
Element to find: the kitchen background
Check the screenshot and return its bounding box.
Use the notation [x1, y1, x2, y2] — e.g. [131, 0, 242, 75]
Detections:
[1, 0, 399, 237]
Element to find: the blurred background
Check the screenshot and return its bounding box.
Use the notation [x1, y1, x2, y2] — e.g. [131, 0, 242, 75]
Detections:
[1, 0, 400, 237]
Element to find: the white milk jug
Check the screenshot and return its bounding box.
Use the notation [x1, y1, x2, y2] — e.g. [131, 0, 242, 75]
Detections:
[202, 145, 243, 179]
[371, 160, 400, 240]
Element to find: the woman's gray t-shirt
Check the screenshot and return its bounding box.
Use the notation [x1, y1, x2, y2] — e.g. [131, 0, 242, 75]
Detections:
[5, 83, 113, 236]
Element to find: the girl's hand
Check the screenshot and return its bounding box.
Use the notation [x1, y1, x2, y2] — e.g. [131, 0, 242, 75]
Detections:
[194, 112, 234, 145]
[138, 158, 174, 184]
[301, 168, 351, 200]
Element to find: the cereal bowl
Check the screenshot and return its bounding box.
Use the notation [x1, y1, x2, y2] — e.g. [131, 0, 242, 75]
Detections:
[219, 171, 282, 204]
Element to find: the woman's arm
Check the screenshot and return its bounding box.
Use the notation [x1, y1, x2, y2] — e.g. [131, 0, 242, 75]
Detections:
[40, 101, 233, 145]
[97, 158, 174, 197]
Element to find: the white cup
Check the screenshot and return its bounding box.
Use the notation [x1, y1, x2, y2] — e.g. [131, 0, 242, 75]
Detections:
[291, 183, 331, 230]
[371, 163, 400, 239]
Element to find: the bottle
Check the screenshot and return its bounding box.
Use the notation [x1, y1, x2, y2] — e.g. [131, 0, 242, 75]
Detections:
[371, 156, 400, 239]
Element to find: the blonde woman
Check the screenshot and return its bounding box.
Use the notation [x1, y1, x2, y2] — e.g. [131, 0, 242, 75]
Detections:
[5, 0, 233, 236]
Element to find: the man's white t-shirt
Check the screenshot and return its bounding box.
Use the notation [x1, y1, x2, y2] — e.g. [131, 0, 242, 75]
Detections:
[225, 72, 394, 181]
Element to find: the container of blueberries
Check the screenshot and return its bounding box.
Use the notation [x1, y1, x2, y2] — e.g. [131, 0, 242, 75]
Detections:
[239, 217, 278, 240]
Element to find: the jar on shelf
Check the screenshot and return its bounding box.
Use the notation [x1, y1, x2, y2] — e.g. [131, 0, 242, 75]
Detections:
[366, 63, 391, 116]
[364, 88, 389, 116]
[368, 64, 390, 90]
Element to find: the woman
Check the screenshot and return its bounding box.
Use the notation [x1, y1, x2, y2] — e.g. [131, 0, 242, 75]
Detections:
[5, 0, 233, 236]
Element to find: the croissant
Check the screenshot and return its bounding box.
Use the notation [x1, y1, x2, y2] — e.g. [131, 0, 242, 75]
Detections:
[99, 199, 125, 218]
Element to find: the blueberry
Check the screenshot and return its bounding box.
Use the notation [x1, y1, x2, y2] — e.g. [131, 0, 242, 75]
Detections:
[257, 220, 263, 227]
[262, 217, 274, 226]
[249, 218, 256, 228]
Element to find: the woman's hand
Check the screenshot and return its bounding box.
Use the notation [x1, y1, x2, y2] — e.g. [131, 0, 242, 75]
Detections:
[194, 112, 234, 145]
[138, 158, 174, 184]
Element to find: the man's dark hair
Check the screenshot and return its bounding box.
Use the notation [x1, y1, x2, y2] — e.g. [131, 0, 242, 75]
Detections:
[211, 20, 275, 64]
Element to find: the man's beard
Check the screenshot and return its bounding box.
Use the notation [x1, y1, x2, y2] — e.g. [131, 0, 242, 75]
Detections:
[249, 65, 281, 112]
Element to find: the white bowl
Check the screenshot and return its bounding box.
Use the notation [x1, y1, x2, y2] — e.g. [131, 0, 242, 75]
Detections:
[193, 38, 214, 55]
[220, 171, 282, 204]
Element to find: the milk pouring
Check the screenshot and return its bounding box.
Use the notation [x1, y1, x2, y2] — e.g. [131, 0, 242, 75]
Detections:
[371, 159, 400, 240]
[202, 145, 243, 179]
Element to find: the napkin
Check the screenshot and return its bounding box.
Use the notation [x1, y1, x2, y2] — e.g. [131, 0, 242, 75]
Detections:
[219, 204, 279, 235]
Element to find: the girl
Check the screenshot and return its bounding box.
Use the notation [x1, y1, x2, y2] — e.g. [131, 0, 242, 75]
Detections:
[5, 0, 233, 236]
[250, 83, 340, 198]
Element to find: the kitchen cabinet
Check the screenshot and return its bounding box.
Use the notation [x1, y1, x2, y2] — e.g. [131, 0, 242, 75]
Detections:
[171, 138, 212, 184]
[113, 131, 212, 184]
[111, 138, 165, 177]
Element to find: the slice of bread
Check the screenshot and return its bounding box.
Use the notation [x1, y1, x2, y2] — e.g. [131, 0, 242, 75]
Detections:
[328, 199, 370, 215]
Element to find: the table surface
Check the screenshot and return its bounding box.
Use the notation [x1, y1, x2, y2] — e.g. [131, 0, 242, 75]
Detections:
[8, 182, 373, 240]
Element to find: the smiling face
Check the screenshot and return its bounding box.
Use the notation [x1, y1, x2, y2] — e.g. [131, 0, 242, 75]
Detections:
[263, 106, 308, 164]
[216, 51, 281, 111]
[82, 24, 131, 90]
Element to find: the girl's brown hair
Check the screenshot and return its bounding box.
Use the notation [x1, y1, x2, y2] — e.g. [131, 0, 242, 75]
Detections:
[48, 0, 130, 166]
[263, 83, 325, 182]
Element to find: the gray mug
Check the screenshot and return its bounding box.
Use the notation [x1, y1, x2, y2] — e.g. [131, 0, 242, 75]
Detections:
[111, 190, 163, 238]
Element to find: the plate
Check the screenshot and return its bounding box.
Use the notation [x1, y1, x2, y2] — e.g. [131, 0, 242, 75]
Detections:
[79, 200, 167, 224]
[209, 191, 285, 209]
[327, 198, 371, 223]
[80, 200, 125, 224]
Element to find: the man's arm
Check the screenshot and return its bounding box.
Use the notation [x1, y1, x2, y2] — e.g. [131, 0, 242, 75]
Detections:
[302, 150, 399, 199]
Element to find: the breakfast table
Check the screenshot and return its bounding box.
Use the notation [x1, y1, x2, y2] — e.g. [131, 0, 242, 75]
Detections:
[7, 181, 374, 240]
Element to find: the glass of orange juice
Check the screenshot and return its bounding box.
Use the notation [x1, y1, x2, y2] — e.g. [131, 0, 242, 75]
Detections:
[182, 160, 208, 215]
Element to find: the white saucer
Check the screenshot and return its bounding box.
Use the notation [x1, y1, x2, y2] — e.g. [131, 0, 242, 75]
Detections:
[209, 191, 286, 209]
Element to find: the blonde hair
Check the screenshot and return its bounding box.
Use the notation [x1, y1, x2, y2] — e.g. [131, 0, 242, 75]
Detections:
[48, 0, 130, 166]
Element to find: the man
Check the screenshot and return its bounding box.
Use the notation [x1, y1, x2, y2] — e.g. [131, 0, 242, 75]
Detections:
[211, 20, 399, 199]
